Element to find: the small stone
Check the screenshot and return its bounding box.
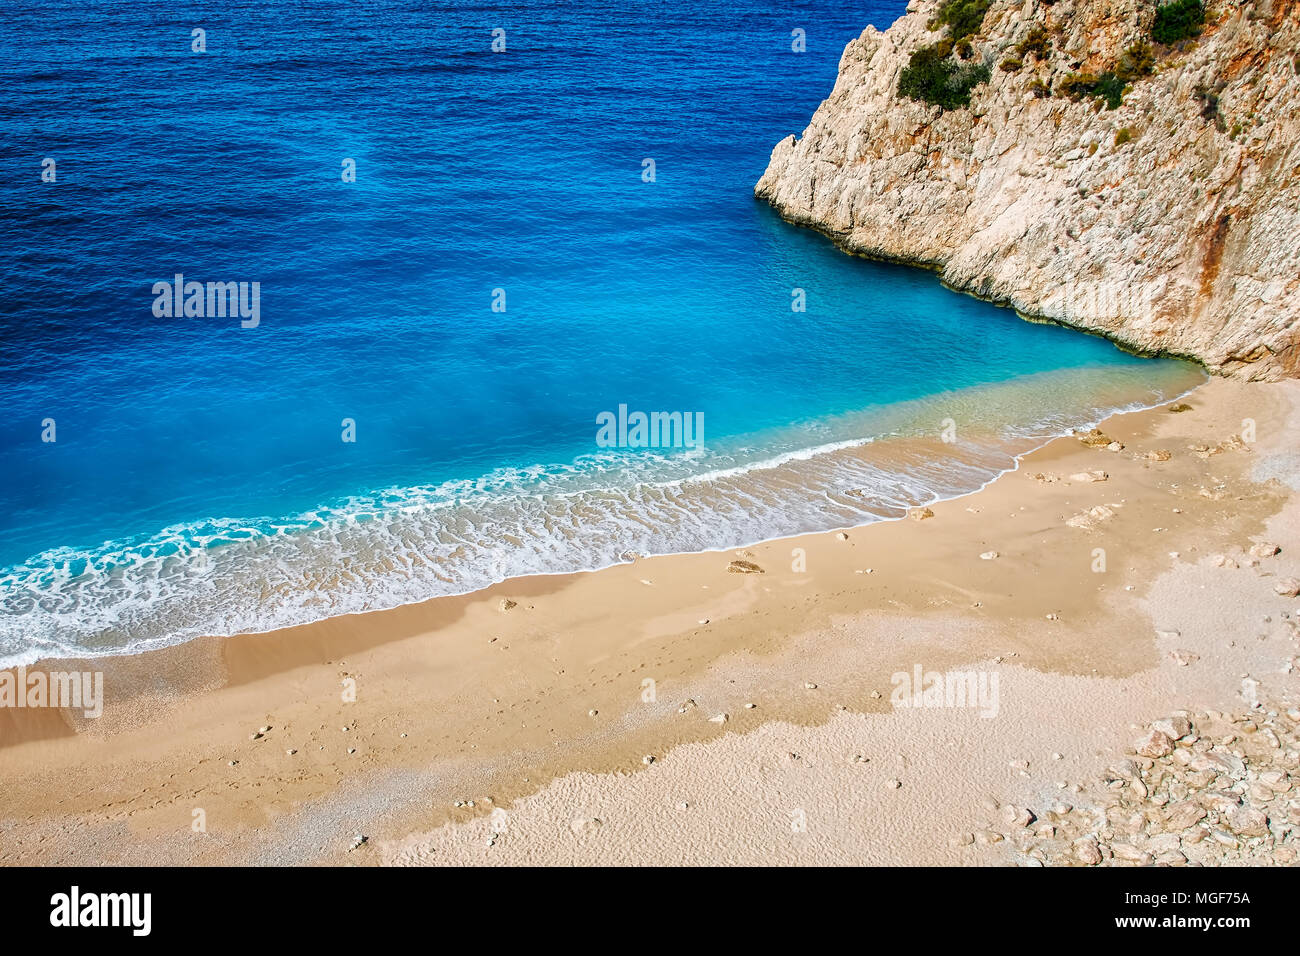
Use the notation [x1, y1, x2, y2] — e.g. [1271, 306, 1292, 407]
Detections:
[500, 598, 517, 611]
[642, 754, 655, 765]
[1274, 578, 1300, 598]
[285, 749, 296, 756]
[1106, 441, 1124, 452]
[1000, 805, 1035, 828]
[744, 702, 756, 709]
[804, 681, 818, 689]
[708, 713, 729, 724]
[975, 829, 1004, 846]
[1075, 428, 1113, 447]
[349, 834, 368, 851]
[980, 551, 999, 560]
[1074, 838, 1102, 865]
[1250, 542, 1280, 558]
[885, 778, 902, 789]
[1143, 448, 1172, 461]
[1069, 470, 1108, 482]
[835, 531, 850, 541]
[1152, 715, 1192, 739]
[1226, 805, 1268, 837]
[588, 709, 598, 717]
[1163, 801, 1206, 830]
[1110, 842, 1152, 864]
[1135, 728, 1174, 758]
[909, 507, 934, 521]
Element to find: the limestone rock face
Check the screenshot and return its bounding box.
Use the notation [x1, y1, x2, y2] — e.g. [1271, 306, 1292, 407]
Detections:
[755, 0, 1300, 379]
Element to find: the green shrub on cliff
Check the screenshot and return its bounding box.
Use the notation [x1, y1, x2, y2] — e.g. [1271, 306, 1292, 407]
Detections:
[1015, 26, 1051, 60]
[901, 0, 994, 110]
[1115, 40, 1156, 82]
[898, 45, 992, 109]
[1058, 41, 1155, 110]
[1059, 70, 1127, 109]
[931, 0, 994, 42]
[1151, 0, 1205, 44]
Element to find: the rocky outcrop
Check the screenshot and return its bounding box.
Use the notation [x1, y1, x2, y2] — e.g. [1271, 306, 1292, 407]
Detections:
[756, 0, 1300, 379]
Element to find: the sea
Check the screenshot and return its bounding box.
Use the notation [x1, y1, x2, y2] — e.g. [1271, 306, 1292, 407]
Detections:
[0, 0, 1204, 665]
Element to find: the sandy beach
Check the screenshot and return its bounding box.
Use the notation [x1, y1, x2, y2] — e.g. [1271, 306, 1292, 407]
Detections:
[2, 375, 1297, 866]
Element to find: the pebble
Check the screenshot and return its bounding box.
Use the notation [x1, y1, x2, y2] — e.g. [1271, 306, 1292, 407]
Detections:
[1074, 838, 1102, 865]
[708, 713, 728, 724]
[979, 551, 999, 560]
[885, 779, 902, 789]
[642, 755, 655, 765]
[1134, 728, 1174, 758]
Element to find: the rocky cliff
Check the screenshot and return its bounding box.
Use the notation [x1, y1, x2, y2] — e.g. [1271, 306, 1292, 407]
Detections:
[756, 0, 1300, 379]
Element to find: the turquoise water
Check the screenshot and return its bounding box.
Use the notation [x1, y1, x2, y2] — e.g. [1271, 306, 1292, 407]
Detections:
[0, 0, 1203, 665]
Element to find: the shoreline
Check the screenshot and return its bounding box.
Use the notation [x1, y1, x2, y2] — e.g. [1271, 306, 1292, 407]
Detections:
[0, 364, 1205, 672]
[2, 375, 1296, 865]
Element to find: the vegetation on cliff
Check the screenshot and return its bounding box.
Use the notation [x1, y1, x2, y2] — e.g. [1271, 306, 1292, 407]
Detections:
[1151, 0, 1207, 44]
[898, 0, 993, 109]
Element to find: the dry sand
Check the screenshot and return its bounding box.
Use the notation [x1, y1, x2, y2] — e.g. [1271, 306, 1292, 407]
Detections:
[2, 376, 1297, 866]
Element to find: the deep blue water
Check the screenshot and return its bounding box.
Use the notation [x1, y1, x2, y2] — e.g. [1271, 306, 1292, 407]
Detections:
[0, 0, 1201, 664]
